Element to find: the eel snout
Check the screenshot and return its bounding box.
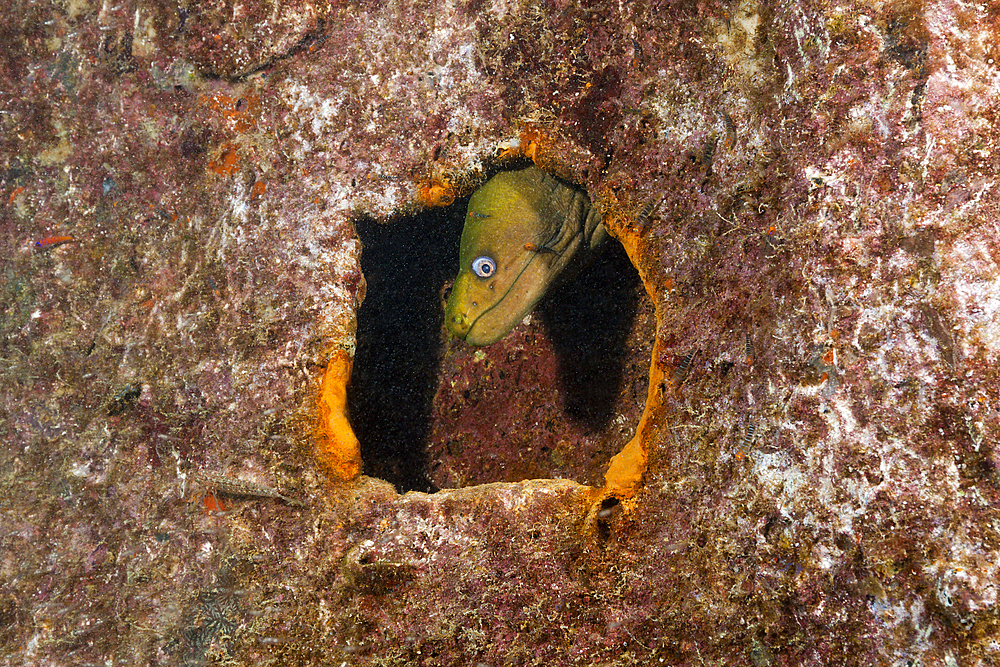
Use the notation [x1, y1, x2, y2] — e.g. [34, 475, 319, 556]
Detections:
[446, 308, 472, 340]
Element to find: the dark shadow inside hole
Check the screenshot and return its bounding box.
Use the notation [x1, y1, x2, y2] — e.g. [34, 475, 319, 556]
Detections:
[537, 240, 641, 430]
[348, 207, 463, 493]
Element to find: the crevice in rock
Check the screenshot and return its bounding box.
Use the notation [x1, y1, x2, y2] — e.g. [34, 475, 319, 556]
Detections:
[348, 183, 655, 493]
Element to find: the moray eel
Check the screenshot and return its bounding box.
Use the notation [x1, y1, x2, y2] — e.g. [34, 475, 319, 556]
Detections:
[445, 166, 607, 346]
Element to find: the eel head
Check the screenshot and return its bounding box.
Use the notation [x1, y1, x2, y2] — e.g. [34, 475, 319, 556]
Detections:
[444, 166, 604, 346]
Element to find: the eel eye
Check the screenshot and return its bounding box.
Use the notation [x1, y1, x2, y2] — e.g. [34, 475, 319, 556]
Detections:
[472, 256, 496, 278]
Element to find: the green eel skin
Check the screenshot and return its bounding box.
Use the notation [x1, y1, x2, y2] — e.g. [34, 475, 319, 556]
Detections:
[445, 166, 607, 346]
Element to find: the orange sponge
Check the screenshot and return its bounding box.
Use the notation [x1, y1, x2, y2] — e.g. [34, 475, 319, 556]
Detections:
[315, 350, 362, 482]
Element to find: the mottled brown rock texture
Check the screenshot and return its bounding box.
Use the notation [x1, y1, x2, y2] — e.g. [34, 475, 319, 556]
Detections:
[1, 0, 999, 665]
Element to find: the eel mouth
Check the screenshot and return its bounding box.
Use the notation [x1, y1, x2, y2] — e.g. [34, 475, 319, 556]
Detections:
[446, 306, 509, 347]
[446, 310, 471, 340]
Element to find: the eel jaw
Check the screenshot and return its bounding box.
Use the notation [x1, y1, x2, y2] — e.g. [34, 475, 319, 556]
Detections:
[445, 291, 508, 347]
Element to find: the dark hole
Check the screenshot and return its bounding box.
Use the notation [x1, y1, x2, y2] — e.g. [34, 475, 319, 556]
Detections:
[596, 520, 612, 542]
[598, 497, 620, 514]
[537, 243, 641, 429]
[595, 497, 621, 541]
[348, 206, 463, 493]
[349, 187, 654, 492]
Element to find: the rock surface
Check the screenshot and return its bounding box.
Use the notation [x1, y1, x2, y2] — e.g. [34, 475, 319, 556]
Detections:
[1, 0, 999, 665]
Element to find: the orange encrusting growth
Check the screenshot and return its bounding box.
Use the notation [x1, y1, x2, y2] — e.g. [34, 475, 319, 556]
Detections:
[315, 350, 363, 482]
[207, 143, 240, 176]
[199, 92, 262, 133]
[203, 493, 228, 513]
[516, 128, 549, 164]
[601, 219, 663, 499]
[417, 167, 457, 208]
[603, 316, 664, 497]
[418, 181, 456, 207]
[493, 127, 556, 169]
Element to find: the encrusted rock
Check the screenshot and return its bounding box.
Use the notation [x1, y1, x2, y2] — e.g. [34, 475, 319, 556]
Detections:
[2, 0, 999, 665]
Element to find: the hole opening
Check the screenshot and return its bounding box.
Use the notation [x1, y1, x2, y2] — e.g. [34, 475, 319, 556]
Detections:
[347, 173, 655, 493]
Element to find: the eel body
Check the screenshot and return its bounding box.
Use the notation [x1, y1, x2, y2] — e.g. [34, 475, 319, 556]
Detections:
[444, 166, 606, 346]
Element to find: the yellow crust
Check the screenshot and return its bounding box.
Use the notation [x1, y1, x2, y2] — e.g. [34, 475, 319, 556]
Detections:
[315, 350, 362, 482]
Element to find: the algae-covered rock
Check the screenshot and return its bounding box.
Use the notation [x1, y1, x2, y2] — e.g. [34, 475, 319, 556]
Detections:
[1, 1, 999, 665]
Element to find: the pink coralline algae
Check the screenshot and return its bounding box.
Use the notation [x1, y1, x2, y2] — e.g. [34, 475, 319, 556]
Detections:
[1, 1, 999, 666]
